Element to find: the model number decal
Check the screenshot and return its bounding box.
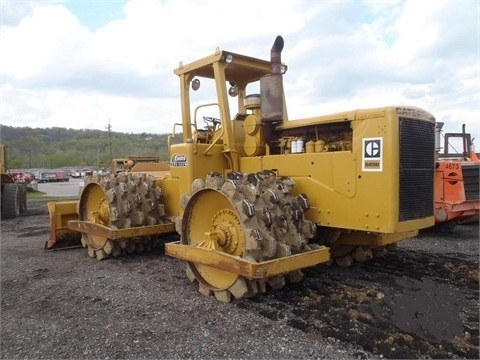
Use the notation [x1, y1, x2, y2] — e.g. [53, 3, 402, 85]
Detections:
[170, 154, 188, 167]
[362, 137, 383, 172]
[444, 163, 460, 170]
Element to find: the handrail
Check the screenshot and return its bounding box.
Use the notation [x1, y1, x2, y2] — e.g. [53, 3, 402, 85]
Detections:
[193, 103, 220, 132]
[168, 123, 183, 149]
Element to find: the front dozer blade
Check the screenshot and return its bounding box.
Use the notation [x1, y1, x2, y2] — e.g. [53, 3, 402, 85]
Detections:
[45, 201, 82, 250]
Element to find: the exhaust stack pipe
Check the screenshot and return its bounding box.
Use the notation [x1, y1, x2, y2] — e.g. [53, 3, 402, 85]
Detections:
[261, 36, 284, 123]
[435, 122, 444, 154]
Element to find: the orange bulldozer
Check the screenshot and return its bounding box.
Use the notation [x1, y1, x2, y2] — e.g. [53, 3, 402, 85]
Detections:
[434, 123, 479, 226]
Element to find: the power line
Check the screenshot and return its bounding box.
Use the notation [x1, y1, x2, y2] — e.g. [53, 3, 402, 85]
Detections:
[106, 119, 112, 164]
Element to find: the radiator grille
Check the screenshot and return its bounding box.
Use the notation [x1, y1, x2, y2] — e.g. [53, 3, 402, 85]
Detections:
[462, 164, 480, 201]
[399, 118, 435, 221]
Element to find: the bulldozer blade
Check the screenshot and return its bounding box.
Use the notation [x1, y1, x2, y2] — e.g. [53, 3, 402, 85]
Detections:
[45, 200, 82, 250]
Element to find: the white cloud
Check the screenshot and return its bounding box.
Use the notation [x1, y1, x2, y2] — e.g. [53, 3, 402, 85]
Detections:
[1, 0, 479, 143]
[1, 5, 85, 79]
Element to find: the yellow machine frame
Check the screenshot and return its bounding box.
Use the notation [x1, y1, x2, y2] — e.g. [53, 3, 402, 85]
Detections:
[46, 36, 436, 302]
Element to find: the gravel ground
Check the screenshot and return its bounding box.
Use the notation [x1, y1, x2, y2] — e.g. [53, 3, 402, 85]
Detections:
[1, 199, 479, 359]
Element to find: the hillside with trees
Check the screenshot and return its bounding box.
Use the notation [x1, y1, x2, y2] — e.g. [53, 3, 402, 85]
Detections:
[0, 125, 177, 169]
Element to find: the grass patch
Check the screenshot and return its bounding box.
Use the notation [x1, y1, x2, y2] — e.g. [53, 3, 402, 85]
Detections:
[27, 189, 78, 202]
[27, 189, 47, 199]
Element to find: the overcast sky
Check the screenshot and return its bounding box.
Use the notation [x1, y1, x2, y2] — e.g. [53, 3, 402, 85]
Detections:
[1, 0, 479, 149]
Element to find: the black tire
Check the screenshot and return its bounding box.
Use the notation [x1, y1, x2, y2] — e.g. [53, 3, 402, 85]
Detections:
[1, 183, 20, 219]
[18, 183, 27, 213]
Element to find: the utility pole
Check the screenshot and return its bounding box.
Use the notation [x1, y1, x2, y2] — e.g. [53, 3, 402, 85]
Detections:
[106, 119, 112, 164]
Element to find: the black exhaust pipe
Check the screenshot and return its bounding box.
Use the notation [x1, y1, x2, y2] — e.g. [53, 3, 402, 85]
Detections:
[261, 35, 284, 123]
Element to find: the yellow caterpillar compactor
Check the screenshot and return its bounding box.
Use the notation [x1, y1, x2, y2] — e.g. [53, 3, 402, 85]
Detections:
[47, 36, 436, 302]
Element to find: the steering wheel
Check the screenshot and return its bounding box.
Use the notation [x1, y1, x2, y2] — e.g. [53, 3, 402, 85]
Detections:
[203, 116, 221, 126]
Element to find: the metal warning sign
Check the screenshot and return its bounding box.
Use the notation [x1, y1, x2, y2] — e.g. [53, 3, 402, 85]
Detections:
[362, 137, 383, 172]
